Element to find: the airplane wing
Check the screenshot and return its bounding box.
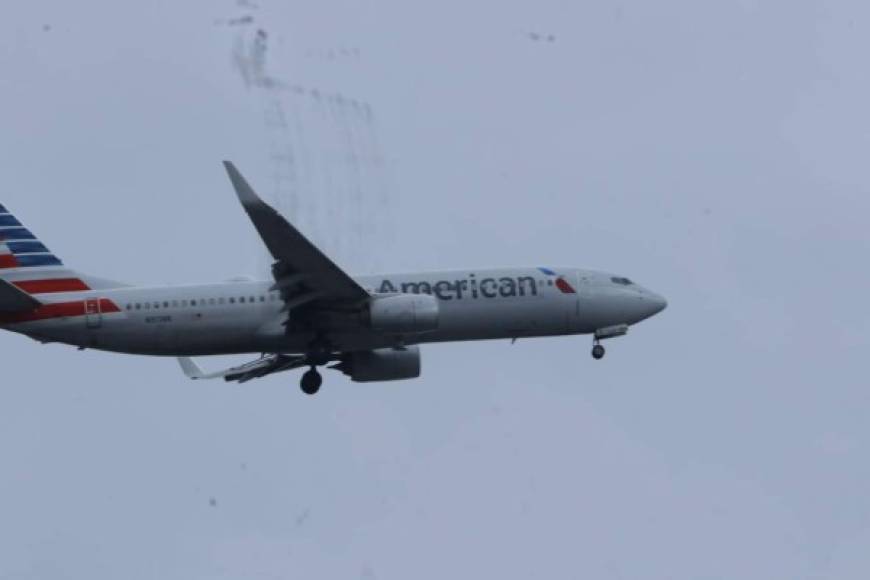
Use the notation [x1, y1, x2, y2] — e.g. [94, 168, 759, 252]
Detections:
[178, 354, 309, 383]
[0, 279, 42, 312]
[223, 161, 370, 310]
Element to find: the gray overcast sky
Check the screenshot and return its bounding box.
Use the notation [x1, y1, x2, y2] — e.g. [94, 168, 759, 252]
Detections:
[2, 1, 869, 578]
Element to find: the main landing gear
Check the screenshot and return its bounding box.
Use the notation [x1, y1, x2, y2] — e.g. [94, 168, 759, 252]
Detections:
[299, 337, 334, 395]
[300, 367, 323, 395]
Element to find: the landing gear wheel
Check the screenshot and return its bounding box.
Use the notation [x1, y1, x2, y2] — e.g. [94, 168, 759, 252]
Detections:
[592, 344, 606, 360]
[300, 368, 323, 395]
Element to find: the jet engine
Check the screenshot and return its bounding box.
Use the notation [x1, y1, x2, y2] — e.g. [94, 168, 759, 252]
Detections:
[368, 293, 439, 334]
[334, 346, 421, 382]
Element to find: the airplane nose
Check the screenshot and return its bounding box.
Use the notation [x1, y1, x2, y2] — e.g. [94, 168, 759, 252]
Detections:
[649, 292, 667, 315]
[633, 289, 667, 322]
[596, 284, 668, 326]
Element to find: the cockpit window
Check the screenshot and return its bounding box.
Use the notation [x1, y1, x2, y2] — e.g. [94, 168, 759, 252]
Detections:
[611, 277, 633, 285]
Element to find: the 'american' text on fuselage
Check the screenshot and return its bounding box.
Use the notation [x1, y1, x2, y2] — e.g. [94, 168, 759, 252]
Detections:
[377, 274, 538, 301]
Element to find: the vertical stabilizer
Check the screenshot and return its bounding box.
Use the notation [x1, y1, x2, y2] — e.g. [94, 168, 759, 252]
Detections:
[0, 203, 126, 295]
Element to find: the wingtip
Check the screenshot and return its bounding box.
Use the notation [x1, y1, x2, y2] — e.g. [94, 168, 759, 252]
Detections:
[222, 160, 260, 205]
[222, 160, 241, 181]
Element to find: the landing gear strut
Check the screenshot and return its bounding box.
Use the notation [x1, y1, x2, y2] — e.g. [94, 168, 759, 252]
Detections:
[300, 367, 323, 395]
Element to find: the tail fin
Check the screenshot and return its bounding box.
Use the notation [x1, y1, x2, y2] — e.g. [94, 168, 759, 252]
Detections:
[0, 203, 126, 294]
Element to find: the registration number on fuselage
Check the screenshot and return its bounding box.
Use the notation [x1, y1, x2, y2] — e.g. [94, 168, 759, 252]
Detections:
[144, 315, 172, 324]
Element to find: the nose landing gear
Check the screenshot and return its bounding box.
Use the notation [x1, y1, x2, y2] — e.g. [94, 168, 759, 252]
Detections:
[300, 367, 323, 395]
[591, 342, 606, 360]
[591, 324, 628, 360]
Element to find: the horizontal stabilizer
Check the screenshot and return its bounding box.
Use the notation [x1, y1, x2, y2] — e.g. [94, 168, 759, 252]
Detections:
[177, 354, 309, 383]
[0, 279, 42, 313]
[177, 357, 233, 380]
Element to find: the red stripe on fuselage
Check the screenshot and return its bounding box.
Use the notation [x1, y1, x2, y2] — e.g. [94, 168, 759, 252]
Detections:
[0, 255, 18, 269]
[13, 278, 91, 294]
[0, 298, 121, 324]
[98, 299, 121, 314]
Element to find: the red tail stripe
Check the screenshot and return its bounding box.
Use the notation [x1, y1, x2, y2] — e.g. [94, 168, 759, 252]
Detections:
[13, 278, 91, 294]
[0, 255, 18, 269]
[0, 298, 121, 324]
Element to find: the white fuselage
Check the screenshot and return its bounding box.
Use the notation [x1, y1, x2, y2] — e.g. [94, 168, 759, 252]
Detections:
[1, 267, 667, 357]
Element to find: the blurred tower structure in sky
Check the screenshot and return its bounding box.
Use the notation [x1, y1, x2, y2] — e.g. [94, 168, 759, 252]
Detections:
[221, 4, 393, 275]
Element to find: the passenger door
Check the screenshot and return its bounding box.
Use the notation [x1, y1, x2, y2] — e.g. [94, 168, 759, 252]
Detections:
[84, 298, 102, 329]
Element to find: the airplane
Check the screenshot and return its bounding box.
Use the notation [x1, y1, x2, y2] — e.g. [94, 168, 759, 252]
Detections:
[0, 162, 667, 395]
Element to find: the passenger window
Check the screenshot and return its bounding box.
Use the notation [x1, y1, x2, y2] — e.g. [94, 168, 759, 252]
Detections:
[126, 304, 131, 310]
[163, 301, 169, 308]
[240, 297, 245, 303]
[209, 298, 216, 306]
[259, 296, 265, 302]
[229, 297, 235, 304]
[191, 300, 197, 306]
[249, 296, 255, 303]
[135, 304, 141, 310]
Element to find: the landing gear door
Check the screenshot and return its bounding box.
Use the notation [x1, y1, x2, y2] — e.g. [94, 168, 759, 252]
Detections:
[85, 298, 102, 329]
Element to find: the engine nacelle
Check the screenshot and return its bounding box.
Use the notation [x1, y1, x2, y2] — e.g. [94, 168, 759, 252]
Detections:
[335, 346, 421, 382]
[368, 293, 439, 334]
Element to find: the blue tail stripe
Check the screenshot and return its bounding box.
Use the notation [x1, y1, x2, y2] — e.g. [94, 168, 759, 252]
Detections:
[0, 212, 65, 266]
[0, 228, 37, 241]
[7, 241, 50, 254]
[0, 215, 22, 227]
[14, 254, 63, 267]
[538, 267, 557, 276]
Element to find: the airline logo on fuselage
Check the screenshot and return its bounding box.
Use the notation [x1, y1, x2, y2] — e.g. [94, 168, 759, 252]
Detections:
[376, 269, 577, 301]
[378, 273, 538, 301]
[377, 268, 577, 301]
